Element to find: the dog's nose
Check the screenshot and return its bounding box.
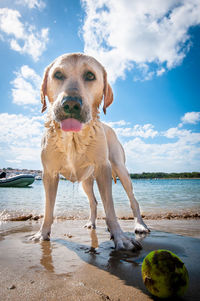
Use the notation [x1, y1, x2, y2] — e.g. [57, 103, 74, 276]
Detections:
[61, 96, 82, 115]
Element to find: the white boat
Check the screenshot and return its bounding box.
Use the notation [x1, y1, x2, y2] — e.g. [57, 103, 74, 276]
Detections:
[0, 174, 35, 187]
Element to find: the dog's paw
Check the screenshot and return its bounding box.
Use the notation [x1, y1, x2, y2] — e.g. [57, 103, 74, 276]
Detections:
[134, 221, 150, 234]
[83, 220, 96, 229]
[111, 232, 142, 251]
[29, 230, 50, 242]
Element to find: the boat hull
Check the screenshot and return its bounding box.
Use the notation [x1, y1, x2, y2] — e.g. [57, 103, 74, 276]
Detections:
[0, 174, 35, 187]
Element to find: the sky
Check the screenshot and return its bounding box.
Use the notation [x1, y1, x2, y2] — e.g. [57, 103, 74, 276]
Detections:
[0, 0, 200, 173]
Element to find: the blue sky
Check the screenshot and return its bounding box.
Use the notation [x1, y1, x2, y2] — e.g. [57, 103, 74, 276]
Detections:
[0, 0, 200, 172]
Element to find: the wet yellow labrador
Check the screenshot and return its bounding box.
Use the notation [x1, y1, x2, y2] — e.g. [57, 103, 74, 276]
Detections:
[31, 53, 149, 250]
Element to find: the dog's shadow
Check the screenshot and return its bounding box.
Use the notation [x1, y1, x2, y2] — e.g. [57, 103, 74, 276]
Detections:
[35, 225, 200, 301]
[39, 229, 151, 294]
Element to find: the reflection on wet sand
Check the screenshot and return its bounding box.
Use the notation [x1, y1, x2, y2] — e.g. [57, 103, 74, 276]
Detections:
[39, 229, 100, 272]
[40, 241, 54, 273]
[38, 227, 148, 289]
[90, 229, 99, 249]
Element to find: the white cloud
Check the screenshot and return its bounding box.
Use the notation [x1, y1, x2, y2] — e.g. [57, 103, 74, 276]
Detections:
[157, 67, 166, 76]
[104, 120, 130, 127]
[11, 65, 41, 106]
[0, 8, 49, 60]
[9, 145, 41, 162]
[81, 0, 200, 82]
[6, 159, 21, 164]
[181, 112, 200, 125]
[164, 127, 200, 144]
[0, 8, 24, 38]
[124, 137, 200, 173]
[105, 122, 158, 138]
[104, 115, 200, 172]
[132, 124, 158, 138]
[0, 113, 43, 167]
[0, 113, 43, 144]
[16, 0, 46, 10]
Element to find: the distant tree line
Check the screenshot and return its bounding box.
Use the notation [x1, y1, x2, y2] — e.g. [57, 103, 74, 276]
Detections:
[129, 172, 200, 179]
[1, 168, 200, 179]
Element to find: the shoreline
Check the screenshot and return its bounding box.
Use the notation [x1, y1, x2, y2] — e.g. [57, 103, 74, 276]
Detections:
[1, 209, 200, 222]
[1, 218, 200, 239]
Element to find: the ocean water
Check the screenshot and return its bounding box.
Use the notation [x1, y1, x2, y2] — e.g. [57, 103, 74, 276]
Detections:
[0, 179, 200, 221]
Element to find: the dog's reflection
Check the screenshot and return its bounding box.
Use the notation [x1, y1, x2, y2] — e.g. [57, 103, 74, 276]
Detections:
[39, 228, 146, 277]
[39, 229, 99, 272]
[40, 241, 54, 272]
[88, 229, 99, 251]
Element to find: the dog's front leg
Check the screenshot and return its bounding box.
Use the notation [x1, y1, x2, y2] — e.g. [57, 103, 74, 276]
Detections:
[112, 164, 150, 233]
[30, 172, 59, 241]
[96, 163, 141, 251]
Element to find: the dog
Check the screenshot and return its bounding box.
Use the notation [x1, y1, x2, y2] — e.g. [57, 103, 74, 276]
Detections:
[31, 53, 150, 250]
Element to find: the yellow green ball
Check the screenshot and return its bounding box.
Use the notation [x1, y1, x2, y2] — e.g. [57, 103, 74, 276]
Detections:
[141, 249, 189, 298]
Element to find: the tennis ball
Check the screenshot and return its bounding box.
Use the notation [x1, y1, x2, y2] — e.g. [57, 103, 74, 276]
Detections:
[142, 249, 189, 298]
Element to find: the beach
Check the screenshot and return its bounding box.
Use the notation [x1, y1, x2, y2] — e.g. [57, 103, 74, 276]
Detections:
[0, 178, 200, 300]
[0, 218, 200, 301]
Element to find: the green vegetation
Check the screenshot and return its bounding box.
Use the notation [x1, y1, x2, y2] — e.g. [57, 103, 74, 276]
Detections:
[130, 172, 200, 179]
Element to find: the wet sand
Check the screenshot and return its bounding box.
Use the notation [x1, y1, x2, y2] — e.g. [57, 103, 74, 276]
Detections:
[0, 219, 200, 300]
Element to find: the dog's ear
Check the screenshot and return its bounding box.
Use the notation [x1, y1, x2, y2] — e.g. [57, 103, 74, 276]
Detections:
[40, 66, 50, 113]
[103, 70, 113, 114]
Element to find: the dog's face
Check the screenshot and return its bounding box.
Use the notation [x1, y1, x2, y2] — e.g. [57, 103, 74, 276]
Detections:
[41, 53, 113, 132]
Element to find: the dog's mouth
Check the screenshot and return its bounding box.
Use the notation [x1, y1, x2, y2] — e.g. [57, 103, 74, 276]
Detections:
[60, 118, 83, 132]
[53, 97, 91, 131]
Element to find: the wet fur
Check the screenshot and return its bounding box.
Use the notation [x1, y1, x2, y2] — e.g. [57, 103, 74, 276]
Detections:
[30, 53, 149, 250]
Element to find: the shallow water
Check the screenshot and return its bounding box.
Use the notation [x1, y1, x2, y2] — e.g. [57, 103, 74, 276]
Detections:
[0, 179, 200, 221]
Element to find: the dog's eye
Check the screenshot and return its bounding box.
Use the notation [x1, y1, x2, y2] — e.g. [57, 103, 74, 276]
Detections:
[84, 71, 96, 81]
[54, 71, 65, 80]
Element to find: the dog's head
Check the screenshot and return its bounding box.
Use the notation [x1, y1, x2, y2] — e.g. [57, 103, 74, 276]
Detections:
[41, 53, 113, 132]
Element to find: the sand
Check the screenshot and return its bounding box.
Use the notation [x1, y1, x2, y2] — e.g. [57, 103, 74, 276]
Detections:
[0, 219, 200, 301]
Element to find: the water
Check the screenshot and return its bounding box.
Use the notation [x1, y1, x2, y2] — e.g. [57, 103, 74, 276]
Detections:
[0, 179, 200, 221]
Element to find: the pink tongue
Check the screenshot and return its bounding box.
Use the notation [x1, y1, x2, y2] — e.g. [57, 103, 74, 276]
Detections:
[60, 118, 83, 132]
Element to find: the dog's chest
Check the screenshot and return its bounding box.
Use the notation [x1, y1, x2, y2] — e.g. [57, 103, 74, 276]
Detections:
[56, 131, 97, 182]
[43, 121, 107, 182]
[60, 151, 94, 182]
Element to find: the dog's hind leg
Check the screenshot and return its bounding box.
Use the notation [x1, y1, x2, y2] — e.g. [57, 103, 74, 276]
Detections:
[82, 176, 98, 229]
